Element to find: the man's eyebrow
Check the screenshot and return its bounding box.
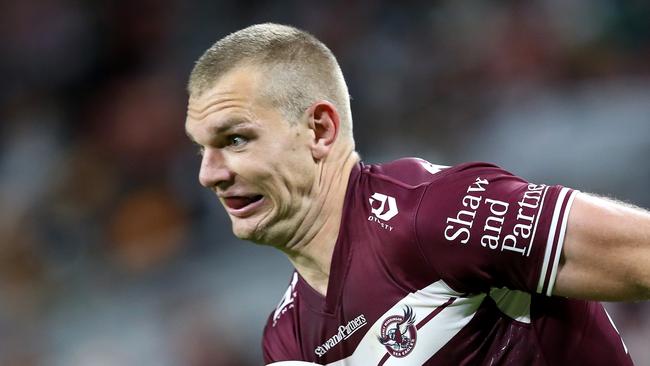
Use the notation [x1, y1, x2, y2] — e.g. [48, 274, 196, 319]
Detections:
[185, 118, 254, 144]
[211, 118, 253, 134]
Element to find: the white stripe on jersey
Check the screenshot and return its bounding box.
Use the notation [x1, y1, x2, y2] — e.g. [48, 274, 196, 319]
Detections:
[267, 288, 536, 366]
[537, 187, 570, 294]
[315, 280, 485, 366]
[546, 190, 578, 296]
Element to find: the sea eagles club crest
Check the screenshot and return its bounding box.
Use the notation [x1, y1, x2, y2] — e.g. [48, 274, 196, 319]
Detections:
[378, 306, 417, 357]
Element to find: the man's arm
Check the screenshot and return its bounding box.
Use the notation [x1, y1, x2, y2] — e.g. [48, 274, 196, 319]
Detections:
[554, 193, 650, 301]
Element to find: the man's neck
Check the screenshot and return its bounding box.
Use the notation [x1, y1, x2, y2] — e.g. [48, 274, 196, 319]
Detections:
[281, 149, 360, 296]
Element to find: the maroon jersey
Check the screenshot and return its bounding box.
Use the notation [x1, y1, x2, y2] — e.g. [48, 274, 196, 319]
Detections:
[263, 159, 632, 365]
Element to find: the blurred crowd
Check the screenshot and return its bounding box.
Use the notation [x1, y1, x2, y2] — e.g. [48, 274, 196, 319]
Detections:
[1, 0, 649, 365]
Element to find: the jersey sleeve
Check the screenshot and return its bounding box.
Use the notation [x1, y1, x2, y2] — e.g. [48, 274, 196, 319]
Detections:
[415, 162, 578, 296]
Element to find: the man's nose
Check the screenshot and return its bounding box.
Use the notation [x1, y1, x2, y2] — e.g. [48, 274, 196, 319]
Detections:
[198, 148, 234, 189]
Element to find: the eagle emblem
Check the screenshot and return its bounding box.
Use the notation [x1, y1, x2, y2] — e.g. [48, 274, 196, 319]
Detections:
[378, 306, 417, 357]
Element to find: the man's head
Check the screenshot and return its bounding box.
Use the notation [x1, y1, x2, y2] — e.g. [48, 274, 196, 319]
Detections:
[188, 23, 353, 139]
[185, 23, 356, 246]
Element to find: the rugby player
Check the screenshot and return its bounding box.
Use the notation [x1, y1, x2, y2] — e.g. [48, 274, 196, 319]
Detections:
[185, 23, 649, 365]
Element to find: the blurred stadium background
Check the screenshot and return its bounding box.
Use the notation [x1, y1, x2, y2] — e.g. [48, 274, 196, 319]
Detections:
[1, 0, 649, 365]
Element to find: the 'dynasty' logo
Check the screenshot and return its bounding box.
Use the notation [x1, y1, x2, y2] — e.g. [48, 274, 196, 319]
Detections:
[368, 192, 399, 231]
[378, 306, 417, 358]
[369, 192, 398, 221]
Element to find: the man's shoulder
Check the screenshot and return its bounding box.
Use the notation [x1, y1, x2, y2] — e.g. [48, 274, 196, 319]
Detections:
[361, 157, 448, 188]
[360, 158, 503, 189]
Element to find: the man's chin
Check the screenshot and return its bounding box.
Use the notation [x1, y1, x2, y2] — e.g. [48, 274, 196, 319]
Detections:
[231, 220, 266, 242]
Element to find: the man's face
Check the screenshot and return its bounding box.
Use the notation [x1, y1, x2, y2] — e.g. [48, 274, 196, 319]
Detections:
[185, 66, 317, 244]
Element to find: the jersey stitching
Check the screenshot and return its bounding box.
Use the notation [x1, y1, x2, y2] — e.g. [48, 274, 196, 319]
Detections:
[413, 182, 442, 278]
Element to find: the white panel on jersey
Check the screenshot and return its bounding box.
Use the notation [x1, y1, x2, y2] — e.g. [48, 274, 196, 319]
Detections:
[268, 362, 320, 366]
[488, 287, 531, 324]
[325, 280, 485, 366]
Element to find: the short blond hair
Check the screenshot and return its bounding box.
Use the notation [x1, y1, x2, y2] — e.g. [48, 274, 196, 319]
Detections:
[188, 23, 353, 137]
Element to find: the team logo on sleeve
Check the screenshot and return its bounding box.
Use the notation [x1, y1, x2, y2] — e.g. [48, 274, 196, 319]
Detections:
[369, 193, 398, 221]
[368, 193, 399, 231]
[378, 306, 417, 357]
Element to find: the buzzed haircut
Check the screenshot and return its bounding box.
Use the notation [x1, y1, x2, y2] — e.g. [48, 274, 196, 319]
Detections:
[188, 23, 353, 136]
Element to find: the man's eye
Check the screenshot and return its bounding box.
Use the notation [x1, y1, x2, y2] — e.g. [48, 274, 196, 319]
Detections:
[229, 135, 247, 147]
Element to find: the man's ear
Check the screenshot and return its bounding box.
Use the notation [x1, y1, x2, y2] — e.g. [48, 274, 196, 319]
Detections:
[306, 101, 340, 160]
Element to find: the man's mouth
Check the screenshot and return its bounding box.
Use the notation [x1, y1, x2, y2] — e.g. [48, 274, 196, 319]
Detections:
[223, 195, 264, 210]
